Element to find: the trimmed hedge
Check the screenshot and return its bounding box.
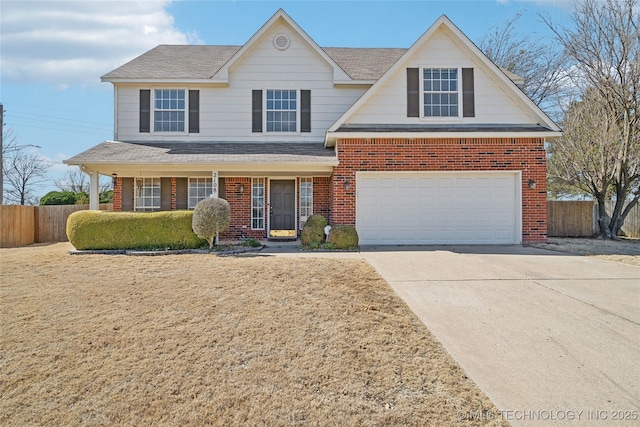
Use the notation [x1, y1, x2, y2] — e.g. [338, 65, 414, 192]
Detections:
[327, 225, 359, 249]
[300, 214, 328, 247]
[67, 210, 207, 250]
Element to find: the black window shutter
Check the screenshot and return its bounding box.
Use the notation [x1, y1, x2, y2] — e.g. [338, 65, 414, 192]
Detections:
[301, 90, 311, 132]
[462, 68, 475, 117]
[189, 90, 200, 133]
[139, 90, 151, 133]
[407, 68, 420, 117]
[252, 90, 262, 132]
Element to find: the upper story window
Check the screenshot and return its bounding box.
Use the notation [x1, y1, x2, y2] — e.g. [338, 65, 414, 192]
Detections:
[155, 89, 185, 132]
[252, 89, 311, 133]
[407, 67, 474, 119]
[423, 68, 458, 117]
[266, 90, 297, 132]
[139, 89, 199, 133]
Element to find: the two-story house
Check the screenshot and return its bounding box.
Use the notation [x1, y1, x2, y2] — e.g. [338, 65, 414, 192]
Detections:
[65, 9, 560, 245]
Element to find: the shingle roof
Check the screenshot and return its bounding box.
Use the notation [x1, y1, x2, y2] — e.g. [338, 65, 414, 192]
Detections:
[102, 45, 407, 81]
[323, 47, 407, 81]
[102, 45, 242, 80]
[65, 141, 337, 165]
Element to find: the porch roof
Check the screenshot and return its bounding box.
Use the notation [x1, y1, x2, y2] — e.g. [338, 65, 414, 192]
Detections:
[65, 141, 338, 167]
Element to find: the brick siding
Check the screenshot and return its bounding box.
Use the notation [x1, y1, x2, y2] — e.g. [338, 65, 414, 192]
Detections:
[332, 137, 547, 243]
[113, 177, 122, 211]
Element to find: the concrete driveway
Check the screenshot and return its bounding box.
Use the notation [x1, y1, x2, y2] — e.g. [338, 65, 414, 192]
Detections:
[361, 245, 640, 426]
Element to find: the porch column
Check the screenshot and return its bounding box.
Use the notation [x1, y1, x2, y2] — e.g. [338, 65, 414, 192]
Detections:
[89, 171, 99, 210]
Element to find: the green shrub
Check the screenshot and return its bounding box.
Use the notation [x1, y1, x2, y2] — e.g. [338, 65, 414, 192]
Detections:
[75, 192, 90, 204]
[327, 225, 359, 250]
[243, 238, 262, 247]
[192, 197, 231, 250]
[40, 191, 77, 205]
[301, 214, 328, 248]
[67, 210, 206, 250]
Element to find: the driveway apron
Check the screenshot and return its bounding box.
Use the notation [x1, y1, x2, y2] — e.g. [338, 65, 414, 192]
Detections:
[361, 245, 640, 426]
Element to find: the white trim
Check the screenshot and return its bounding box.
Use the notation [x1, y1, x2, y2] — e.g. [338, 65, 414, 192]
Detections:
[150, 88, 189, 135]
[299, 177, 313, 226]
[267, 177, 298, 236]
[264, 89, 301, 134]
[89, 171, 100, 210]
[326, 131, 560, 146]
[251, 177, 266, 230]
[188, 177, 214, 209]
[420, 67, 462, 119]
[134, 177, 161, 212]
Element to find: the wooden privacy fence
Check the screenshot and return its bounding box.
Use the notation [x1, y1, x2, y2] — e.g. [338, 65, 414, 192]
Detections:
[0, 204, 113, 248]
[547, 201, 640, 238]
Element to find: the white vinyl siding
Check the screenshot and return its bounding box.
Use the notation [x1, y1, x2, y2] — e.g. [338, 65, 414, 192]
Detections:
[135, 178, 161, 211]
[252, 178, 265, 230]
[113, 20, 367, 143]
[188, 178, 213, 209]
[345, 27, 539, 126]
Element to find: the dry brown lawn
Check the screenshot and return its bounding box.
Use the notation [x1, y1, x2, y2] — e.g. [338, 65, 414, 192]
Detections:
[530, 237, 640, 266]
[1, 243, 506, 426]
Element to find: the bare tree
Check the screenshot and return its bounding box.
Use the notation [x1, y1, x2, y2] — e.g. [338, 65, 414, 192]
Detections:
[55, 168, 111, 194]
[3, 148, 49, 205]
[544, 0, 639, 238]
[479, 12, 571, 119]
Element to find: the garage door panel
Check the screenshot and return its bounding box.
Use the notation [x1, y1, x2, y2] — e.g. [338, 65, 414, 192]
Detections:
[356, 172, 519, 245]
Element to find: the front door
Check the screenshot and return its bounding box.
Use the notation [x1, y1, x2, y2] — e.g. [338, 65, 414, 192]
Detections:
[270, 180, 296, 238]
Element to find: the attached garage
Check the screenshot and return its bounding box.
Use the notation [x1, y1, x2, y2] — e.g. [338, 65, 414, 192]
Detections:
[356, 171, 522, 245]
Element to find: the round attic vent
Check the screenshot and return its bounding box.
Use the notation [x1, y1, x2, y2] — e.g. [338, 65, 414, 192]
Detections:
[273, 33, 290, 50]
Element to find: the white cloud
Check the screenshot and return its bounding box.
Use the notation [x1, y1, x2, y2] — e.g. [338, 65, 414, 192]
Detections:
[0, 0, 202, 87]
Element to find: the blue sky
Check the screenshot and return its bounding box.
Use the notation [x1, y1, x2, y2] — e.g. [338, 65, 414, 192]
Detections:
[0, 0, 573, 199]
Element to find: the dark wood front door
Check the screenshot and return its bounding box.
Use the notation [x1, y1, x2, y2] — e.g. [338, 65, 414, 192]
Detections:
[270, 180, 296, 237]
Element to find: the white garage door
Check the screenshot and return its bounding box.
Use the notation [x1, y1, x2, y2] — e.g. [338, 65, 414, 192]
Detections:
[356, 172, 521, 245]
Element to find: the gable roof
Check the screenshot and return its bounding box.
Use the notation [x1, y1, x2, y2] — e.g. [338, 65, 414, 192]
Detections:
[325, 14, 561, 144]
[102, 45, 406, 82]
[211, 9, 352, 84]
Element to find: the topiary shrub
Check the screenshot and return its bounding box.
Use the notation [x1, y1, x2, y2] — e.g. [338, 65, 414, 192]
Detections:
[300, 214, 328, 248]
[327, 225, 359, 250]
[67, 210, 206, 250]
[192, 197, 231, 250]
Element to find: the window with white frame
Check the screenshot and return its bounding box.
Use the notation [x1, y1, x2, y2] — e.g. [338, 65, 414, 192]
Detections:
[266, 89, 297, 132]
[252, 178, 265, 230]
[423, 68, 458, 117]
[299, 178, 313, 225]
[135, 178, 160, 211]
[154, 89, 185, 132]
[188, 178, 213, 209]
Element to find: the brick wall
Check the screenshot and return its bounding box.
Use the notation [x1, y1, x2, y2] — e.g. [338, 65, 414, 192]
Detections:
[313, 176, 331, 220]
[332, 137, 548, 243]
[113, 178, 122, 211]
[219, 178, 266, 240]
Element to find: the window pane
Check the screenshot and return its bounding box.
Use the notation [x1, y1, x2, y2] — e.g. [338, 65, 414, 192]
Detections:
[153, 89, 186, 132]
[422, 68, 459, 118]
[265, 89, 298, 132]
